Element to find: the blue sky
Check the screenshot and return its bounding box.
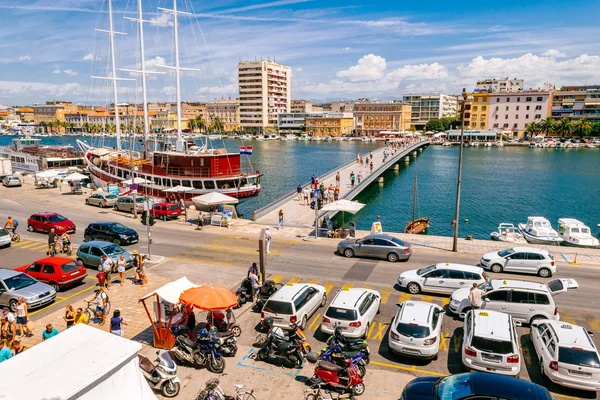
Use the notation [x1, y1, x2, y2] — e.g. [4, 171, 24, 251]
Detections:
[1, 0, 600, 105]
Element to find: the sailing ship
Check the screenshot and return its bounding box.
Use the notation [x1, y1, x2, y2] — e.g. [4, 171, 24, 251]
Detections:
[404, 172, 430, 234]
[77, 0, 261, 201]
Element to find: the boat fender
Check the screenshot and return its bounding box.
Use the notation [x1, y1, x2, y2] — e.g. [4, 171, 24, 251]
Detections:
[62, 152, 67, 158]
[464, 219, 469, 223]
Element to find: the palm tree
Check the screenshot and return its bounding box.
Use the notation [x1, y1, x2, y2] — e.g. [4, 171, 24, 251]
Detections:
[194, 115, 205, 133]
[40, 121, 47, 133]
[574, 119, 592, 137]
[540, 118, 555, 137]
[104, 123, 111, 132]
[212, 116, 224, 133]
[68, 122, 75, 133]
[525, 121, 540, 137]
[47, 121, 54, 132]
[82, 122, 90, 133]
[556, 118, 572, 137]
[188, 119, 197, 132]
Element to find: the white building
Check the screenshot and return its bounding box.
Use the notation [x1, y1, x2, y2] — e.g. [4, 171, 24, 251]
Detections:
[401, 94, 458, 129]
[476, 78, 524, 93]
[238, 60, 291, 131]
[277, 112, 327, 134]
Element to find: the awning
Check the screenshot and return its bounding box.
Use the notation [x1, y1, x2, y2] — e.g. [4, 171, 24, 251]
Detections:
[191, 192, 239, 206]
[139, 276, 199, 304]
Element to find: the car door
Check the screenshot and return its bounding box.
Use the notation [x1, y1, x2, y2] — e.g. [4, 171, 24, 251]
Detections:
[447, 269, 470, 291]
[504, 252, 526, 272]
[356, 238, 375, 257]
[25, 262, 44, 280]
[89, 246, 105, 267]
[99, 225, 112, 241]
[372, 238, 394, 260]
[78, 244, 90, 264]
[481, 289, 510, 312]
[305, 287, 320, 316]
[531, 322, 548, 358]
[38, 264, 56, 284]
[507, 290, 536, 321]
[422, 269, 450, 293]
[524, 253, 544, 274]
[31, 215, 42, 231]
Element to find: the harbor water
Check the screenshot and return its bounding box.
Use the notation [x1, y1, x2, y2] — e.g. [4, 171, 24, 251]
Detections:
[2, 135, 599, 239]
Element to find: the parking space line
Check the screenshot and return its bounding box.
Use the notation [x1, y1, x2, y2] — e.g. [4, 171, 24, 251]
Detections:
[370, 321, 387, 341]
[308, 313, 321, 331]
[323, 282, 335, 295]
[288, 277, 302, 284]
[270, 275, 284, 283]
[307, 279, 319, 284]
[560, 310, 577, 325]
[371, 360, 446, 377]
[360, 285, 372, 290]
[29, 284, 96, 317]
[380, 288, 391, 304]
[398, 292, 411, 304]
[367, 322, 377, 338]
[341, 283, 354, 290]
[586, 316, 600, 332]
[441, 298, 450, 307]
[421, 295, 433, 304]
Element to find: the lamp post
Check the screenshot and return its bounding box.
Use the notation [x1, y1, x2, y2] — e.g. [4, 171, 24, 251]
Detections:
[452, 88, 473, 252]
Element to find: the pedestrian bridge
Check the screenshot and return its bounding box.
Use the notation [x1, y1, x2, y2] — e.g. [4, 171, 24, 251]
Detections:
[253, 140, 430, 228]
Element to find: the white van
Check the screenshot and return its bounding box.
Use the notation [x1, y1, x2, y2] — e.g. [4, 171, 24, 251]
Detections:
[261, 283, 327, 330]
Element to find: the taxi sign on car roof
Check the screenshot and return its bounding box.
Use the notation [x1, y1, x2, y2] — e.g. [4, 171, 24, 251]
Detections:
[479, 311, 489, 317]
[560, 324, 573, 329]
[286, 283, 294, 286]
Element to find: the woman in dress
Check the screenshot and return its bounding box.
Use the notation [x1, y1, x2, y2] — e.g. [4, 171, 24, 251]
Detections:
[15, 297, 32, 338]
[109, 310, 127, 337]
[63, 305, 75, 329]
[117, 254, 127, 286]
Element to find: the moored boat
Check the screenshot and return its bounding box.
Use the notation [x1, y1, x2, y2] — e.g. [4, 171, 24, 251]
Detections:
[518, 217, 564, 245]
[404, 172, 430, 234]
[490, 223, 526, 243]
[557, 218, 599, 248]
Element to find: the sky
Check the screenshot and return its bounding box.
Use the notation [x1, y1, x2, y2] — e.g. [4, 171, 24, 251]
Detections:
[1, 0, 600, 105]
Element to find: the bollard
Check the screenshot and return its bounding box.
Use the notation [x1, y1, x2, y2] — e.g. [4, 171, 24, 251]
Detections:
[569, 253, 580, 265]
[394, 164, 399, 171]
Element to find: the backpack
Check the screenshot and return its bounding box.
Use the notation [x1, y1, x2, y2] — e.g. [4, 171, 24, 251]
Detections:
[13, 220, 18, 227]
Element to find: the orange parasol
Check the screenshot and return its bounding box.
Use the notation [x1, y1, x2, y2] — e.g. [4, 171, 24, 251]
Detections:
[179, 285, 238, 310]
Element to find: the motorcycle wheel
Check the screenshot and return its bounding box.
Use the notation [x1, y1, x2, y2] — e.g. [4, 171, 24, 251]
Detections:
[208, 356, 226, 373]
[257, 348, 269, 361]
[231, 325, 242, 337]
[362, 354, 370, 365]
[286, 354, 303, 369]
[161, 381, 181, 398]
[357, 365, 366, 379]
[353, 383, 366, 396]
[226, 343, 238, 357]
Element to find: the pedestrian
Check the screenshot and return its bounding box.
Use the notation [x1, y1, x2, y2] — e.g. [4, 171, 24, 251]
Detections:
[74, 308, 89, 325]
[357, 171, 363, 184]
[247, 262, 259, 279]
[117, 254, 127, 286]
[350, 171, 355, 187]
[277, 209, 284, 230]
[15, 297, 31, 338]
[468, 283, 483, 309]
[311, 174, 316, 185]
[296, 184, 302, 201]
[185, 304, 196, 332]
[11, 339, 27, 355]
[41, 323, 59, 342]
[356, 153, 360, 163]
[100, 255, 112, 289]
[265, 226, 271, 254]
[335, 172, 340, 185]
[196, 211, 204, 230]
[132, 250, 147, 285]
[303, 187, 309, 205]
[323, 189, 328, 203]
[109, 310, 127, 337]
[360, 156, 364, 167]
[334, 187, 339, 201]
[0, 340, 12, 363]
[63, 305, 75, 329]
[1, 315, 15, 348]
[369, 161, 374, 173]
[249, 270, 260, 302]
[314, 178, 319, 190]
[47, 228, 56, 255]
[87, 287, 108, 325]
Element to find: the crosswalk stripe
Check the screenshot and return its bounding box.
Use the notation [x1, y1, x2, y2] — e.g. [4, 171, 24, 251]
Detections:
[10, 240, 31, 247]
[560, 310, 577, 325]
[585, 316, 600, 332]
[341, 283, 354, 291]
[30, 243, 50, 251]
[288, 277, 302, 284]
[308, 313, 321, 331]
[270, 275, 284, 283]
[380, 288, 391, 305]
[19, 241, 46, 250]
[323, 282, 335, 295]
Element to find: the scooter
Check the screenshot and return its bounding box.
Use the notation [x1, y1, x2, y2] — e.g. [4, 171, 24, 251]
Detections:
[208, 309, 242, 338]
[326, 328, 370, 364]
[320, 344, 367, 379]
[256, 321, 305, 368]
[253, 280, 281, 312]
[138, 350, 181, 398]
[172, 328, 226, 373]
[306, 352, 365, 396]
[171, 325, 237, 357]
[235, 278, 253, 306]
[257, 319, 312, 355]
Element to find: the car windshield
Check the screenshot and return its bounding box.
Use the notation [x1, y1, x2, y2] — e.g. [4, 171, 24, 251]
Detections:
[391, 237, 409, 247]
[435, 373, 473, 400]
[105, 194, 117, 199]
[325, 307, 358, 321]
[47, 214, 67, 223]
[478, 281, 493, 292]
[102, 244, 124, 256]
[60, 261, 81, 273]
[135, 197, 145, 203]
[498, 248, 515, 257]
[3, 273, 37, 291]
[417, 265, 436, 276]
[0, 228, 8, 236]
[559, 347, 600, 368]
[263, 300, 293, 315]
[396, 322, 430, 338]
[110, 223, 129, 233]
[472, 336, 513, 354]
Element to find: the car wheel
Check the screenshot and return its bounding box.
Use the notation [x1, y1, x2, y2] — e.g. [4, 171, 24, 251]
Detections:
[387, 252, 399, 262]
[114, 205, 118, 211]
[538, 268, 551, 278]
[491, 264, 503, 273]
[84, 235, 92, 242]
[530, 315, 545, 326]
[320, 293, 327, 307]
[113, 238, 121, 246]
[85, 199, 90, 205]
[130, 208, 135, 214]
[407, 282, 421, 294]
[343, 248, 354, 258]
[9, 299, 17, 313]
[300, 315, 308, 331]
[27, 225, 34, 232]
[50, 282, 60, 292]
[540, 358, 546, 380]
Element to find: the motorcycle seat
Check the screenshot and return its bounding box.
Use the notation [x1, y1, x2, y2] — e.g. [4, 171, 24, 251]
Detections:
[341, 350, 361, 359]
[343, 338, 364, 346]
[137, 355, 154, 374]
[317, 360, 342, 372]
[182, 336, 197, 348]
[277, 341, 296, 351]
[215, 330, 234, 338]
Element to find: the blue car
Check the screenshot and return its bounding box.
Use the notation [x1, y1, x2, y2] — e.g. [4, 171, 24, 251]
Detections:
[76, 240, 133, 269]
[400, 372, 553, 400]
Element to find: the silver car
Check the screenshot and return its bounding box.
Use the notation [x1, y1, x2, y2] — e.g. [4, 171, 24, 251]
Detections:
[0, 269, 56, 312]
[2, 176, 22, 187]
[114, 195, 145, 214]
[86, 191, 118, 208]
[337, 234, 412, 262]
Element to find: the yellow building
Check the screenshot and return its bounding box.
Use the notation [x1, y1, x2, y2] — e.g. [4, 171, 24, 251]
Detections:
[33, 101, 78, 132]
[151, 112, 189, 132]
[206, 98, 240, 132]
[306, 113, 354, 137]
[15, 107, 34, 122]
[465, 92, 490, 129]
[354, 102, 411, 135]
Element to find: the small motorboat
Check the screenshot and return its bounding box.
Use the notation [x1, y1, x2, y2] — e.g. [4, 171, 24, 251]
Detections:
[490, 223, 526, 243]
[518, 217, 564, 245]
[404, 217, 430, 234]
[442, 142, 451, 147]
[557, 218, 599, 248]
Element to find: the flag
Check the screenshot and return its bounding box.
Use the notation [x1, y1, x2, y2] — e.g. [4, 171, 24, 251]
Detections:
[240, 146, 253, 155]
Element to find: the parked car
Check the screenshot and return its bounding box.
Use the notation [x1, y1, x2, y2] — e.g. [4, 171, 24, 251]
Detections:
[15, 257, 87, 292]
[398, 263, 488, 295]
[337, 234, 411, 262]
[0, 228, 11, 248]
[27, 212, 76, 235]
[388, 301, 444, 360]
[149, 202, 182, 220]
[449, 278, 578, 324]
[461, 309, 522, 376]
[2, 176, 22, 187]
[0, 268, 56, 312]
[480, 247, 556, 278]
[85, 191, 118, 208]
[531, 319, 600, 391]
[320, 288, 380, 338]
[114, 196, 145, 214]
[76, 240, 133, 269]
[400, 372, 553, 400]
[84, 222, 138, 246]
[261, 283, 327, 330]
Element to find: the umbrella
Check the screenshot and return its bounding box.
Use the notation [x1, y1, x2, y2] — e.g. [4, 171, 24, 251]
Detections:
[191, 192, 239, 207]
[322, 199, 365, 228]
[63, 172, 88, 181]
[122, 177, 149, 186]
[164, 185, 193, 193]
[179, 285, 238, 310]
[35, 170, 60, 178]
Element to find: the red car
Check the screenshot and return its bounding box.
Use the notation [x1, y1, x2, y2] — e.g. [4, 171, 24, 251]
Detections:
[27, 212, 76, 235]
[149, 202, 181, 220]
[15, 257, 87, 292]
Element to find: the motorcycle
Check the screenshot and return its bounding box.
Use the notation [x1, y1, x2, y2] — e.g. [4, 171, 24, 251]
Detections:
[326, 328, 370, 365]
[306, 352, 365, 396]
[171, 325, 237, 358]
[257, 319, 312, 356]
[320, 344, 367, 379]
[195, 373, 256, 400]
[138, 350, 181, 398]
[172, 327, 226, 373]
[256, 320, 305, 368]
[208, 309, 242, 337]
[252, 280, 281, 312]
[235, 278, 253, 306]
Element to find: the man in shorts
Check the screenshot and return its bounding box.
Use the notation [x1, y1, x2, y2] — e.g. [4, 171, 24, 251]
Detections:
[87, 287, 108, 325]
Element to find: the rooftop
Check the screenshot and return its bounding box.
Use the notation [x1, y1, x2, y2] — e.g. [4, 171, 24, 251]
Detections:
[547, 321, 596, 349]
[473, 309, 511, 341]
[399, 301, 435, 325]
[331, 288, 371, 309]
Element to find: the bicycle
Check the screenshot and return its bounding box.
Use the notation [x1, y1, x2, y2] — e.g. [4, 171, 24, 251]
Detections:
[195, 373, 256, 400]
[48, 242, 58, 256]
[9, 230, 20, 242]
[84, 298, 112, 321]
[304, 384, 355, 400]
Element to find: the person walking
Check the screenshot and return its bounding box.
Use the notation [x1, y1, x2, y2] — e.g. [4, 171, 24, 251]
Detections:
[1, 315, 15, 348]
[350, 171, 355, 187]
[100, 255, 112, 289]
[132, 250, 147, 285]
[15, 297, 31, 338]
[311, 174, 316, 186]
[335, 172, 340, 185]
[87, 287, 108, 325]
[74, 308, 89, 325]
[11, 339, 27, 355]
[468, 283, 483, 309]
[357, 171, 363, 184]
[63, 305, 75, 329]
[369, 161, 374, 173]
[264, 226, 271, 254]
[249, 270, 260, 302]
[277, 209, 284, 230]
[247, 262, 259, 279]
[42, 324, 59, 341]
[0, 341, 12, 363]
[117, 254, 127, 286]
[296, 184, 302, 202]
[109, 310, 127, 337]
[303, 186, 309, 205]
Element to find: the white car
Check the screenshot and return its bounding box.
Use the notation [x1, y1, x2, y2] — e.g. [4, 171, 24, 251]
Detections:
[480, 247, 556, 278]
[461, 309, 522, 377]
[531, 319, 600, 391]
[449, 278, 578, 324]
[320, 288, 380, 338]
[388, 301, 444, 359]
[261, 283, 327, 330]
[0, 228, 11, 248]
[398, 263, 488, 295]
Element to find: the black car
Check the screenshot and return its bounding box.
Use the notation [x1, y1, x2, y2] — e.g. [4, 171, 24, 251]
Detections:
[400, 372, 553, 400]
[83, 222, 139, 246]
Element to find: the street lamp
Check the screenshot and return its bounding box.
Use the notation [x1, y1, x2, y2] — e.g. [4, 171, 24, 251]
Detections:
[452, 88, 473, 252]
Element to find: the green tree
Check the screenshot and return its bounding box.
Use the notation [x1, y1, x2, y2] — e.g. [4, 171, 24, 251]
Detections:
[104, 123, 110, 132]
[591, 121, 600, 136]
[525, 121, 540, 137]
[47, 121, 54, 132]
[425, 119, 445, 132]
[82, 122, 90, 133]
[194, 115, 205, 132]
[556, 118, 572, 137]
[540, 118, 555, 136]
[574, 119, 592, 137]
[212, 116, 225, 133]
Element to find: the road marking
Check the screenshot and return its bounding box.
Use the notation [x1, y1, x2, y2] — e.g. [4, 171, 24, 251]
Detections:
[19, 241, 46, 250]
[168, 256, 242, 269]
[380, 288, 391, 304]
[29, 284, 96, 317]
[56, 296, 66, 300]
[288, 277, 302, 284]
[323, 282, 335, 295]
[438, 334, 449, 351]
[307, 279, 319, 284]
[370, 321, 387, 341]
[219, 235, 300, 245]
[421, 295, 433, 304]
[587, 317, 600, 332]
[10, 240, 30, 247]
[360, 285, 372, 290]
[341, 283, 354, 291]
[560, 310, 577, 325]
[560, 253, 569, 263]
[308, 313, 321, 331]
[398, 292, 411, 304]
[441, 298, 450, 307]
[367, 322, 377, 338]
[270, 275, 284, 283]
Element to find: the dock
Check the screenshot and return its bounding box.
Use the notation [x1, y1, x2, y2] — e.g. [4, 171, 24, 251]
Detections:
[253, 140, 430, 228]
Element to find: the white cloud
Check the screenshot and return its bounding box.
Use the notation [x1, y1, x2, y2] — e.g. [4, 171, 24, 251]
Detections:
[344, 47, 351, 52]
[295, 67, 303, 72]
[18, 55, 31, 61]
[145, 56, 166, 71]
[0, 80, 84, 99]
[387, 62, 448, 80]
[151, 13, 173, 28]
[83, 53, 94, 61]
[336, 54, 387, 82]
[161, 86, 176, 96]
[541, 49, 567, 58]
[63, 69, 77, 76]
[52, 68, 61, 74]
[199, 83, 237, 96]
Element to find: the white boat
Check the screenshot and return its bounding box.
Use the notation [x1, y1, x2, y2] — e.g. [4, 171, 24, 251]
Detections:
[490, 223, 527, 243]
[518, 217, 564, 245]
[494, 141, 504, 147]
[0, 136, 85, 173]
[557, 218, 599, 248]
[586, 144, 596, 148]
[442, 142, 451, 147]
[472, 142, 480, 147]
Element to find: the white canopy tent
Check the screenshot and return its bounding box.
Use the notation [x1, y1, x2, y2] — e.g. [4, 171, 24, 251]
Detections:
[63, 172, 88, 181]
[164, 185, 193, 193]
[191, 192, 239, 207]
[140, 276, 199, 305]
[35, 169, 60, 178]
[432, 132, 447, 138]
[0, 324, 157, 400]
[123, 177, 150, 186]
[321, 199, 365, 229]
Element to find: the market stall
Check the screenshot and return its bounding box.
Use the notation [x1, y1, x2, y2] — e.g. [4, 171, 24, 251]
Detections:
[321, 199, 365, 238]
[34, 169, 60, 189]
[191, 192, 239, 227]
[63, 172, 88, 194]
[139, 277, 199, 350]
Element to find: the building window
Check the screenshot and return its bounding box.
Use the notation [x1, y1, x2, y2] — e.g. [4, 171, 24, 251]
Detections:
[482, 106, 487, 111]
[535, 105, 542, 110]
[525, 114, 529, 119]
[505, 115, 508, 119]
[517, 97, 520, 102]
[526, 97, 532, 102]
[513, 123, 518, 128]
[506, 97, 510, 102]
[495, 106, 499, 111]
[503, 123, 509, 128]
[471, 122, 476, 127]
[496, 98, 500, 102]
[516, 106, 520, 111]
[515, 114, 519, 119]
[535, 114, 542, 119]
[480, 122, 485, 128]
[526, 106, 530, 110]
[493, 123, 499, 128]
[473, 106, 478, 111]
[506, 106, 509, 111]
[537, 97, 543, 101]
[495, 115, 498, 120]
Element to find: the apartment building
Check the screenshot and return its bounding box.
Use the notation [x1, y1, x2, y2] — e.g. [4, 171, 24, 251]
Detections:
[238, 60, 291, 131]
[354, 101, 411, 136]
[488, 90, 552, 136]
[206, 98, 240, 132]
[306, 113, 354, 137]
[33, 101, 78, 131]
[401, 94, 457, 130]
[15, 107, 34, 122]
[551, 85, 600, 122]
[65, 109, 157, 131]
[278, 112, 326, 134]
[291, 100, 314, 113]
[464, 92, 491, 130]
[475, 77, 524, 93]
